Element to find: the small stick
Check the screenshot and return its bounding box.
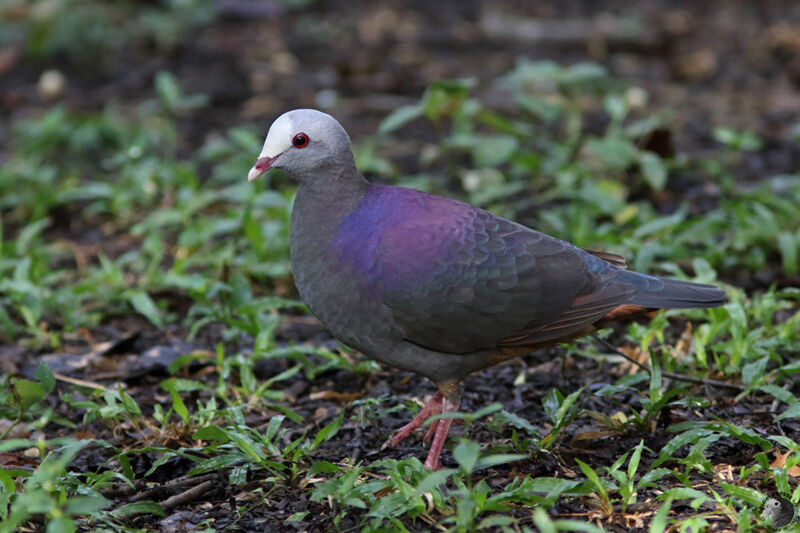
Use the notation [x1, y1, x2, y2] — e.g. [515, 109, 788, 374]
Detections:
[592, 335, 745, 391]
[53, 372, 108, 391]
[160, 480, 213, 511]
[128, 473, 219, 502]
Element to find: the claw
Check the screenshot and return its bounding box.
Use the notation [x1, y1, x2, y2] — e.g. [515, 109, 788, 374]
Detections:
[384, 381, 463, 470]
[387, 390, 443, 447]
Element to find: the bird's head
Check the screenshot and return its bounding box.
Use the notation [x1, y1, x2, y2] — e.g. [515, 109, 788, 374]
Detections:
[248, 109, 356, 183]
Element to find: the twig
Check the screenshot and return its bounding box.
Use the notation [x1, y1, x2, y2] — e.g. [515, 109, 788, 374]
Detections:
[160, 480, 214, 511]
[129, 473, 219, 502]
[592, 335, 745, 391]
[54, 372, 108, 391]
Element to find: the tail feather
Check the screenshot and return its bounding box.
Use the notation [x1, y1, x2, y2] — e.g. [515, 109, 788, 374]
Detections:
[619, 270, 726, 309]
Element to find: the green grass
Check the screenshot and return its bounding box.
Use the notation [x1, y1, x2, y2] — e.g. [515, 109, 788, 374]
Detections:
[0, 0, 215, 73]
[1, 60, 799, 532]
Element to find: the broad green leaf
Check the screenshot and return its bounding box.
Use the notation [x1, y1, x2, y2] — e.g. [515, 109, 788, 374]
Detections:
[421, 79, 474, 121]
[649, 498, 672, 533]
[307, 461, 341, 476]
[575, 459, 605, 494]
[720, 483, 763, 506]
[110, 501, 166, 518]
[16, 218, 50, 254]
[476, 454, 527, 469]
[524, 477, 583, 497]
[649, 350, 662, 404]
[64, 493, 110, 514]
[532, 507, 556, 533]
[479, 515, 516, 528]
[311, 411, 344, 450]
[193, 426, 229, 442]
[778, 231, 799, 275]
[515, 93, 563, 122]
[128, 291, 163, 328]
[776, 403, 800, 421]
[155, 71, 181, 110]
[584, 136, 638, 170]
[639, 152, 667, 190]
[633, 206, 687, 239]
[411, 468, 457, 497]
[453, 440, 480, 475]
[472, 135, 518, 168]
[34, 362, 55, 394]
[187, 454, 243, 476]
[118, 387, 142, 418]
[758, 385, 797, 405]
[10, 379, 44, 411]
[659, 487, 709, 508]
[491, 410, 539, 436]
[378, 104, 424, 134]
[0, 467, 15, 492]
[552, 520, 607, 533]
[542, 389, 563, 424]
[166, 386, 189, 424]
[742, 356, 769, 387]
[628, 440, 644, 479]
[45, 517, 75, 533]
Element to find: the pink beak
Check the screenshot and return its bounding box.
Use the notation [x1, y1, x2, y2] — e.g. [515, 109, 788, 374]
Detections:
[248, 156, 276, 182]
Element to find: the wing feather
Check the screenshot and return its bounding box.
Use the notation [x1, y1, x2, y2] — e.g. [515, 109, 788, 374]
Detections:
[375, 205, 631, 354]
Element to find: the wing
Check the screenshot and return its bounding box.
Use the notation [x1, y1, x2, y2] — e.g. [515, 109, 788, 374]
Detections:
[582, 248, 627, 269]
[375, 206, 633, 354]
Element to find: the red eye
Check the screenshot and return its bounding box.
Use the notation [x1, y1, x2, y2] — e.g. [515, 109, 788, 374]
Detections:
[293, 133, 309, 148]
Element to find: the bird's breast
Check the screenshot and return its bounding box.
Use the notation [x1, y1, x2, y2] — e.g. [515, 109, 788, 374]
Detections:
[290, 197, 399, 352]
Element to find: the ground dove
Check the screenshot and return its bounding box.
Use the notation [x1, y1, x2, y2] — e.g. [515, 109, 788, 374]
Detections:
[248, 109, 726, 470]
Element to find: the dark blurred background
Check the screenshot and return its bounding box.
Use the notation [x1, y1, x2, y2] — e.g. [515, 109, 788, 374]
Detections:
[2, 0, 800, 160]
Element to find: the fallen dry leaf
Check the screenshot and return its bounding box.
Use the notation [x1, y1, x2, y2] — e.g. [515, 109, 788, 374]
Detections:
[308, 390, 363, 402]
[617, 345, 649, 375]
[712, 462, 735, 482]
[770, 449, 800, 477]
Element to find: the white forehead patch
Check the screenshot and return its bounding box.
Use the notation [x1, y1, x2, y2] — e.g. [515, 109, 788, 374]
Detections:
[259, 113, 295, 158]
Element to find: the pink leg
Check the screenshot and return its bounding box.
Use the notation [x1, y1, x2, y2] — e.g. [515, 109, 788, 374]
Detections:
[385, 381, 463, 470]
[389, 391, 443, 447]
[424, 411, 464, 444]
[422, 394, 460, 470]
[422, 416, 439, 444]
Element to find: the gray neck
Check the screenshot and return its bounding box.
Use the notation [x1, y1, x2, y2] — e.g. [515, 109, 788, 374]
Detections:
[289, 167, 370, 327]
[290, 167, 369, 251]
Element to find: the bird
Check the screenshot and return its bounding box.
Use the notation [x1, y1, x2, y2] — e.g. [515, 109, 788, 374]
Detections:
[763, 496, 795, 527]
[248, 109, 727, 470]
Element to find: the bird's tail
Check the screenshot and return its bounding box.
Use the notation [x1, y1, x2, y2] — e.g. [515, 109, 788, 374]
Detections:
[619, 270, 727, 309]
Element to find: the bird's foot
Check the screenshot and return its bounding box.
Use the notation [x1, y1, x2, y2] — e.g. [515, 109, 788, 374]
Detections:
[384, 381, 463, 470]
[422, 394, 460, 470]
[387, 390, 444, 448]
